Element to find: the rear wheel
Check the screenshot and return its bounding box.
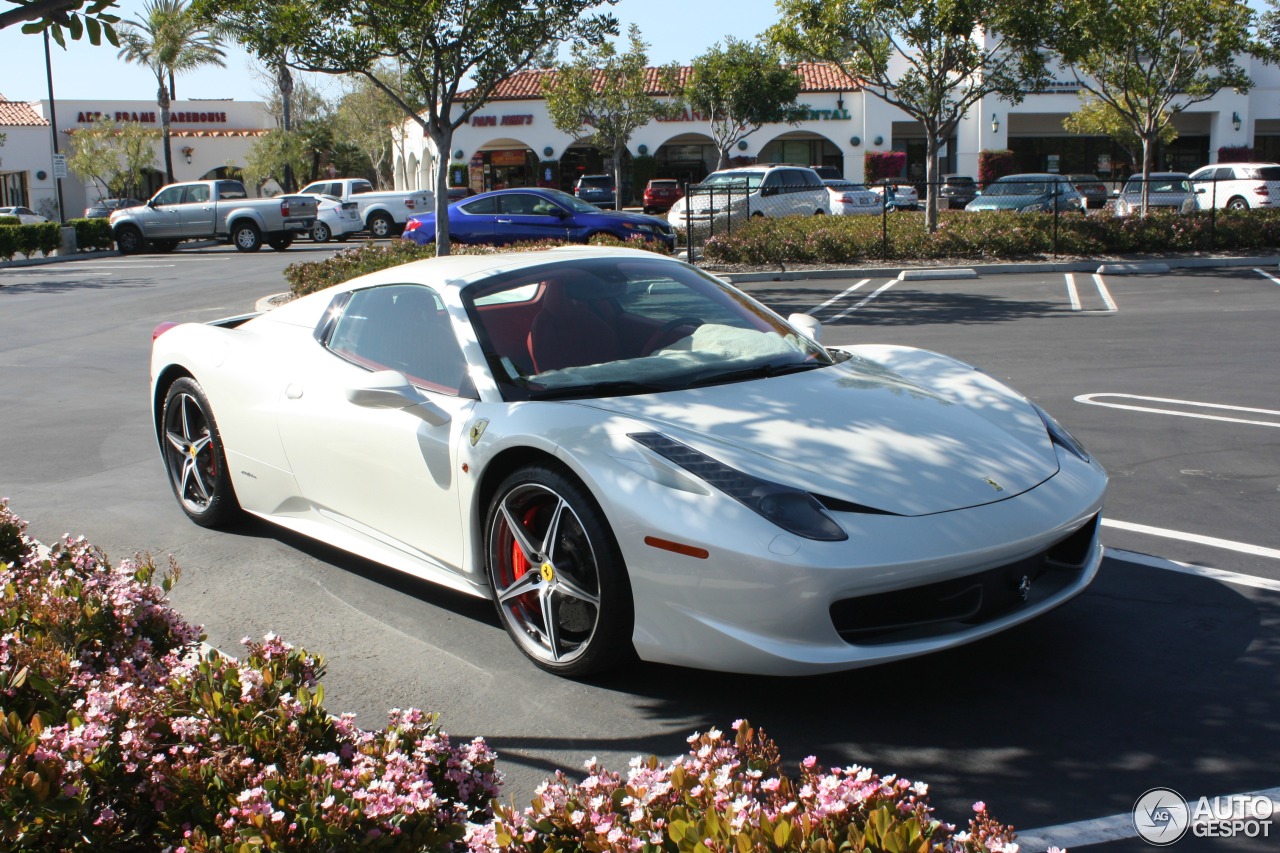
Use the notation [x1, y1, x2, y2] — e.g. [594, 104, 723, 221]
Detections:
[484, 463, 634, 677]
[232, 221, 262, 252]
[367, 212, 395, 238]
[1227, 196, 1250, 211]
[160, 377, 239, 528]
[311, 221, 332, 242]
[115, 225, 144, 255]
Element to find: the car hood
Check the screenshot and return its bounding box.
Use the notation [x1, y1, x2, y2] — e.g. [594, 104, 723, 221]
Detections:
[589, 209, 671, 226]
[966, 193, 1053, 211]
[575, 350, 1059, 517]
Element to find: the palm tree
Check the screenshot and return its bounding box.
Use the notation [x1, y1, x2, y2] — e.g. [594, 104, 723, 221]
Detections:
[117, 0, 226, 183]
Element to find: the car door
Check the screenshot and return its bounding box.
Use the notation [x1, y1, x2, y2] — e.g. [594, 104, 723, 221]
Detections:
[757, 171, 788, 217]
[177, 183, 215, 236]
[274, 284, 477, 574]
[452, 195, 498, 244]
[496, 193, 569, 243]
[143, 185, 185, 238]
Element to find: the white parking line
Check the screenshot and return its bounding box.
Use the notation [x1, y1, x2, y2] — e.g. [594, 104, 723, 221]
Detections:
[1076, 393, 1280, 428]
[810, 278, 870, 315]
[1090, 273, 1118, 312]
[1253, 267, 1280, 286]
[825, 279, 898, 322]
[1064, 273, 1082, 311]
[1106, 545, 1280, 590]
[1017, 786, 1280, 852]
[1103, 520, 1280, 564]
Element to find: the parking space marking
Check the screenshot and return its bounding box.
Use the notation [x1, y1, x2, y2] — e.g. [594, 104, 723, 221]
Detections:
[1064, 273, 1082, 311]
[1076, 393, 1280, 428]
[1253, 267, 1280, 286]
[1017, 785, 1280, 852]
[1104, 521, 1280, 566]
[824, 279, 899, 322]
[1090, 273, 1118, 312]
[810, 278, 871, 315]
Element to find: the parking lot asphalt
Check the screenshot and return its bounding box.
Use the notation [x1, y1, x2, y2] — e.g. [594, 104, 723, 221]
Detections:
[2, 247, 1278, 851]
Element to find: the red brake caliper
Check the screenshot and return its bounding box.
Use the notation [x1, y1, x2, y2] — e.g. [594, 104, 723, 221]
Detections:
[510, 506, 544, 617]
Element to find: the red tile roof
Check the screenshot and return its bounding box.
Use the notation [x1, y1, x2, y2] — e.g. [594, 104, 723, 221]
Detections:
[0, 96, 49, 127]
[463, 62, 859, 101]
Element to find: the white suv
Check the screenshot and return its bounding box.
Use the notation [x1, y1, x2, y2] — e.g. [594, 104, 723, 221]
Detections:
[1188, 162, 1280, 210]
[667, 165, 829, 233]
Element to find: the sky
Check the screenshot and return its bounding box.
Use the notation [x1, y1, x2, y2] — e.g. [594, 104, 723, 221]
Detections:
[0, 0, 783, 105]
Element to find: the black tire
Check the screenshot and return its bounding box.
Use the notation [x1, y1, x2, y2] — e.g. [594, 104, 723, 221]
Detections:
[484, 463, 634, 677]
[115, 225, 144, 255]
[367, 212, 395, 239]
[160, 377, 239, 528]
[231, 221, 262, 252]
[1227, 196, 1249, 211]
[312, 221, 331, 242]
[267, 234, 294, 251]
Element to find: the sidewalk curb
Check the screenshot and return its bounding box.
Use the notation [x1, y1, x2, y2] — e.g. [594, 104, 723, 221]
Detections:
[0, 240, 226, 269]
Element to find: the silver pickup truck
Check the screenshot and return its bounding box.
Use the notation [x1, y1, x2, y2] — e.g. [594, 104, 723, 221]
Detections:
[110, 179, 318, 254]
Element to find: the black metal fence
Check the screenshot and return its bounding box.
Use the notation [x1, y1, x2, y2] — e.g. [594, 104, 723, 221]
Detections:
[667, 173, 1280, 260]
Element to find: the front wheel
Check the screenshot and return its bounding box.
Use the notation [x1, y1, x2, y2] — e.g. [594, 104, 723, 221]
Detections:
[160, 377, 239, 527]
[485, 463, 634, 677]
[115, 225, 144, 255]
[1226, 196, 1250, 211]
[367, 212, 395, 239]
[231, 221, 262, 252]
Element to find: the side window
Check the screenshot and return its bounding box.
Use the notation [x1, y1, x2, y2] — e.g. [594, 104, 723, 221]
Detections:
[499, 194, 540, 215]
[184, 185, 210, 204]
[153, 186, 185, 206]
[327, 285, 472, 397]
[801, 170, 824, 189]
[1214, 167, 1235, 181]
[760, 171, 783, 192]
[460, 196, 498, 215]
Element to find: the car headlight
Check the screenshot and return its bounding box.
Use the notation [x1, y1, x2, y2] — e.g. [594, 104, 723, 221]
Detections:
[629, 432, 847, 541]
[1018, 202, 1049, 213]
[1030, 402, 1091, 462]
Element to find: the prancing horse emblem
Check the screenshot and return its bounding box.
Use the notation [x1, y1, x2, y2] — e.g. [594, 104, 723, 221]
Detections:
[469, 418, 489, 446]
[983, 477, 1005, 492]
[1017, 575, 1032, 601]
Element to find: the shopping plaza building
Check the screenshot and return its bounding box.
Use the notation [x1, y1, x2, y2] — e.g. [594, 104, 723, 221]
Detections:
[394, 55, 1280, 201]
[0, 96, 272, 219]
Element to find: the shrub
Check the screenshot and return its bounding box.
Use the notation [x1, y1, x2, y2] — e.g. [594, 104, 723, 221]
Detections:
[977, 150, 1017, 187]
[865, 150, 907, 183]
[1217, 145, 1256, 163]
[0, 222, 60, 261]
[69, 217, 115, 252]
[0, 216, 18, 226]
[487, 721, 1029, 853]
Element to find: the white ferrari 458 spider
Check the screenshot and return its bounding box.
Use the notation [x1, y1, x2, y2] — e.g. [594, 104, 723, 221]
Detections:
[151, 246, 1107, 677]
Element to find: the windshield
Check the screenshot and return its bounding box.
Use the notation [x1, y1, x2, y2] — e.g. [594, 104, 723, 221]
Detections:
[699, 171, 765, 191]
[983, 180, 1056, 196]
[538, 188, 600, 214]
[464, 257, 834, 401]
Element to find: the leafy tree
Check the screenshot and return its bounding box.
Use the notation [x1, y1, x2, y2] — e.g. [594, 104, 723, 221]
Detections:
[680, 37, 810, 171]
[334, 71, 413, 189]
[217, 0, 619, 255]
[769, 0, 1050, 231]
[116, 0, 225, 183]
[1053, 0, 1259, 213]
[544, 24, 678, 209]
[1062, 95, 1177, 183]
[241, 127, 308, 194]
[1, 0, 119, 46]
[67, 115, 158, 199]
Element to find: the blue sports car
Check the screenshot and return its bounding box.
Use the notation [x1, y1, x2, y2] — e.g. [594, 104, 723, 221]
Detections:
[401, 187, 676, 250]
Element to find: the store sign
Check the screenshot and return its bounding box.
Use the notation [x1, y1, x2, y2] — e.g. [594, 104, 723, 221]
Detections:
[74, 109, 229, 124]
[489, 150, 528, 166]
[471, 114, 535, 127]
[806, 109, 852, 121]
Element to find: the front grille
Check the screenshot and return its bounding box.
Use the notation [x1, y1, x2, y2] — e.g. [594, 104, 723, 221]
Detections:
[830, 515, 1098, 645]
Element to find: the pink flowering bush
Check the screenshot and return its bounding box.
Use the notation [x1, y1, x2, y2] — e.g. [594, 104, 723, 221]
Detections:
[485, 721, 1032, 853]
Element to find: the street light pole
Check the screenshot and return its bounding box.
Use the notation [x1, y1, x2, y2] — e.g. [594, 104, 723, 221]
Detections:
[43, 28, 66, 224]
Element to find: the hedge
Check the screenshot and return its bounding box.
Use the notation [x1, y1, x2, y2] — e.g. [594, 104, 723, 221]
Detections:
[701, 208, 1280, 266]
[0, 222, 60, 262]
[69, 217, 116, 252]
[0, 499, 1041, 852]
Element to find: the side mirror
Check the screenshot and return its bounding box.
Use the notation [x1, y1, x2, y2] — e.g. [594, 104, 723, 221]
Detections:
[788, 312, 822, 342]
[346, 370, 450, 426]
[760, 186, 778, 197]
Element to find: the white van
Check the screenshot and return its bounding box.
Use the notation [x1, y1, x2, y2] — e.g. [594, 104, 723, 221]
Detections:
[667, 165, 829, 233]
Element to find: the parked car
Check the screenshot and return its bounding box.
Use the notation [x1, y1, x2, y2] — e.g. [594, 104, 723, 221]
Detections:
[302, 193, 363, 242]
[298, 178, 432, 238]
[110, 179, 318, 254]
[938, 174, 978, 209]
[0, 206, 49, 224]
[964, 173, 1083, 213]
[667, 164, 829, 233]
[1188, 162, 1280, 210]
[823, 180, 884, 215]
[1068, 174, 1109, 210]
[642, 178, 683, 214]
[150, 245, 1107, 676]
[1112, 172, 1196, 217]
[868, 181, 920, 211]
[574, 174, 616, 208]
[84, 198, 142, 219]
[401, 187, 675, 249]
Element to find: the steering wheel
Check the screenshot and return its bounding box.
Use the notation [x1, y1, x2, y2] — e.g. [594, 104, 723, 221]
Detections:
[642, 317, 703, 355]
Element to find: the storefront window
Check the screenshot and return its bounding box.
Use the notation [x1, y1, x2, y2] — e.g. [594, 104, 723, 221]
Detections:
[0, 171, 29, 208]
